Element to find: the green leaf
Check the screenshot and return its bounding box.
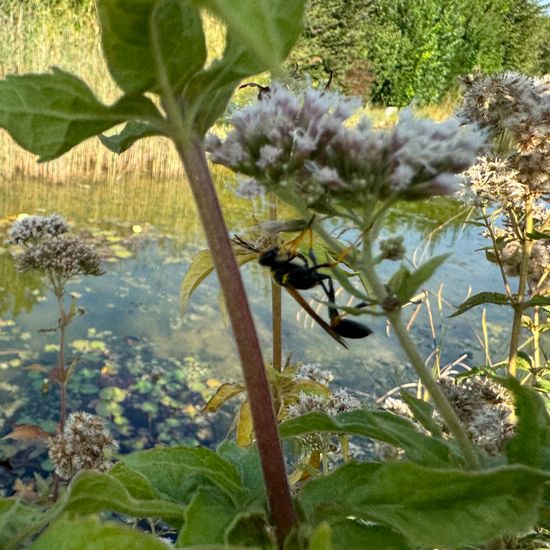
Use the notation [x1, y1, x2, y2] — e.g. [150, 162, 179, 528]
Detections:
[99, 121, 164, 154]
[450, 291, 511, 317]
[180, 249, 216, 313]
[192, 0, 305, 75]
[29, 515, 169, 550]
[178, 486, 238, 546]
[524, 295, 550, 308]
[225, 512, 272, 547]
[329, 520, 415, 550]
[497, 377, 550, 470]
[203, 382, 245, 412]
[298, 462, 549, 548]
[97, 0, 206, 94]
[0, 499, 43, 548]
[63, 471, 185, 527]
[395, 254, 449, 304]
[180, 249, 255, 313]
[120, 446, 244, 504]
[279, 410, 460, 467]
[0, 68, 160, 161]
[308, 522, 332, 550]
[109, 462, 163, 500]
[217, 441, 266, 504]
[399, 390, 443, 436]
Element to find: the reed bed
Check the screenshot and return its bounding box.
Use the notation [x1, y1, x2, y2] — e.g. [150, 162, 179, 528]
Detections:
[0, 2, 225, 183]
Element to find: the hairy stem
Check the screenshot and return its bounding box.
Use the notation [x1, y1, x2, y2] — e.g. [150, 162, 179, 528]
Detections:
[175, 137, 296, 544]
[309, 219, 480, 469]
[508, 199, 534, 377]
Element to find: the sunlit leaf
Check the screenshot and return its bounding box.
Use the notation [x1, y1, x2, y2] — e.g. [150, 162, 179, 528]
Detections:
[236, 401, 254, 447]
[298, 462, 549, 548]
[97, 0, 206, 94]
[202, 382, 245, 413]
[0, 68, 160, 161]
[191, 0, 305, 75]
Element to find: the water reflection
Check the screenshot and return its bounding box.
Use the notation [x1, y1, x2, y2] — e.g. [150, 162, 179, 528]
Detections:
[0, 176, 509, 494]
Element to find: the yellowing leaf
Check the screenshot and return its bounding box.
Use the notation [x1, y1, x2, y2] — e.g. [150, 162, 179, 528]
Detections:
[3, 424, 50, 441]
[236, 401, 253, 447]
[202, 382, 245, 413]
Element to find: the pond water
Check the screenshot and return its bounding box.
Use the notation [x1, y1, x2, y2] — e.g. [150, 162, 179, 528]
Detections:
[0, 175, 509, 494]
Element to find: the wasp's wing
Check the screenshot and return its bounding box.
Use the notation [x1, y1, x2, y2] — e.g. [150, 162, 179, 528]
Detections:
[285, 287, 348, 349]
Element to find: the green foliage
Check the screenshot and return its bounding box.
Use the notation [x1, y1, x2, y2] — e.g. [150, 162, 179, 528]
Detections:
[298, 461, 549, 548]
[279, 409, 462, 467]
[29, 515, 173, 550]
[292, 0, 548, 105]
[0, 68, 160, 161]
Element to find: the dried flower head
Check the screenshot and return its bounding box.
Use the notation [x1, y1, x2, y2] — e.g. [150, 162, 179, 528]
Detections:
[498, 239, 550, 292]
[287, 389, 361, 453]
[14, 236, 104, 280]
[48, 411, 117, 479]
[295, 363, 334, 386]
[207, 83, 486, 213]
[461, 155, 525, 207]
[379, 236, 406, 261]
[8, 214, 69, 245]
[439, 376, 515, 455]
[458, 71, 550, 141]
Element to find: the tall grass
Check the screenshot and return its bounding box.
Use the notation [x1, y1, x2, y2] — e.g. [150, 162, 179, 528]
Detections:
[0, 2, 226, 182]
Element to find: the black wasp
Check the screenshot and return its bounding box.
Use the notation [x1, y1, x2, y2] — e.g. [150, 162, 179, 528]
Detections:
[233, 235, 371, 347]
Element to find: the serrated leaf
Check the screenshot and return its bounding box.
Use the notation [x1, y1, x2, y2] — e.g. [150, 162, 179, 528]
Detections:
[192, 0, 304, 76]
[120, 446, 244, 504]
[399, 391, 442, 436]
[178, 486, 238, 546]
[29, 515, 169, 550]
[497, 377, 550, 470]
[63, 471, 185, 527]
[298, 462, 549, 548]
[0, 68, 160, 161]
[97, 0, 206, 94]
[450, 292, 511, 317]
[396, 254, 449, 304]
[99, 121, 164, 154]
[202, 382, 246, 413]
[279, 410, 459, 467]
[236, 401, 254, 447]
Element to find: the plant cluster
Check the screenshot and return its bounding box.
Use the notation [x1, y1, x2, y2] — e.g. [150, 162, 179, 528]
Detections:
[0, 1, 549, 550]
[290, 0, 550, 106]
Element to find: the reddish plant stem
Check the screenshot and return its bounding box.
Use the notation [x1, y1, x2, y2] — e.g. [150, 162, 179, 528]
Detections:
[176, 137, 296, 545]
[270, 197, 283, 372]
